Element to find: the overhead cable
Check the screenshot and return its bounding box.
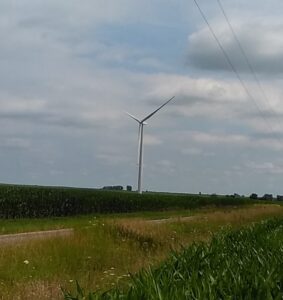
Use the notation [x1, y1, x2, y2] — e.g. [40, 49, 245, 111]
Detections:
[192, 0, 278, 138]
[216, 0, 279, 122]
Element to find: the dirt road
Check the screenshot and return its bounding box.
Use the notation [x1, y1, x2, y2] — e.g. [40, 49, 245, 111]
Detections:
[0, 228, 74, 245]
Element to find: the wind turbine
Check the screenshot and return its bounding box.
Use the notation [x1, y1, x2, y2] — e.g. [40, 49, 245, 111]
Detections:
[127, 96, 175, 194]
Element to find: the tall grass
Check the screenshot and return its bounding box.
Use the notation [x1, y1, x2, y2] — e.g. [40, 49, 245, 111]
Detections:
[65, 217, 283, 299]
[0, 222, 152, 300]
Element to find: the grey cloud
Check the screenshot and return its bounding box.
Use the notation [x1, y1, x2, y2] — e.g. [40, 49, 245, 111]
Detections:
[0, 109, 105, 131]
[0, 111, 48, 121]
[149, 94, 212, 108]
[1, 0, 283, 196]
[170, 129, 283, 151]
[41, 114, 104, 130]
[187, 22, 283, 74]
[241, 109, 283, 121]
[249, 130, 283, 140]
[0, 137, 30, 149]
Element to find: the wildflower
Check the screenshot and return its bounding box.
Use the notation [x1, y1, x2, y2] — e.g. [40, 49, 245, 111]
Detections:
[110, 267, 115, 270]
[23, 260, 29, 265]
[110, 273, 115, 276]
[69, 279, 74, 283]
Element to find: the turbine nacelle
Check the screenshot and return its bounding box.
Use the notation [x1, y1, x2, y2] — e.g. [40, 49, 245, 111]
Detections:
[125, 112, 148, 125]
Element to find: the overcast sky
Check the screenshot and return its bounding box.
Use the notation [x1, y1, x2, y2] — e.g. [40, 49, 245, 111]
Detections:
[1, 0, 283, 195]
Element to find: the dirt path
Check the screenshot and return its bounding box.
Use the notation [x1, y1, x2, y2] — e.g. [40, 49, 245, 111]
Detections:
[0, 228, 74, 245]
[146, 215, 196, 224]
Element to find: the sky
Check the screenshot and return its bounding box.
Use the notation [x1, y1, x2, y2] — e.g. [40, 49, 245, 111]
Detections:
[1, 0, 283, 195]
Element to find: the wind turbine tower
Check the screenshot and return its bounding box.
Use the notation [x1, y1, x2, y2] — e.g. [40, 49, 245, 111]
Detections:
[127, 96, 175, 194]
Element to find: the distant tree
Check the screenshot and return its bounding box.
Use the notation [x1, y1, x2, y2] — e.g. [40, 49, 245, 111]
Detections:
[126, 185, 132, 192]
[262, 194, 273, 201]
[250, 193, 258, 200]
[102, 185, 123, 191]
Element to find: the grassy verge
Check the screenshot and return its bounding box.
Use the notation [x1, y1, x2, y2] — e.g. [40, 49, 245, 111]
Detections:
[65, 215, 283, 299]
[0, 205, 244, 235]
[0, 203, 278, 235]
[0, 204, 283, 299]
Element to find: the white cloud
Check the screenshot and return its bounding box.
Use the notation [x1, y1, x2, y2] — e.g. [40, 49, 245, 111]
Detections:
[96, 153, 131, 166]
[174, 130, 283, 151]
[144, 134, 162, 146]
[246, 161, 283, 174]
[155, 159, 176, 174]
[181, 147, 203, 156]
[190, 131, 248, 144]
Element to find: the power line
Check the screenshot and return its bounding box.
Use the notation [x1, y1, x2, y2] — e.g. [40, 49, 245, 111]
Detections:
[192, 0, 278, 138]
[216, 0, 279, 122]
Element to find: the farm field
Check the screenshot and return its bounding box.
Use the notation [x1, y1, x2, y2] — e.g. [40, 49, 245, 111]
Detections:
[0, 204, 282, 299]
[74, 215, 283, 300]
[0, 184, 251, 218]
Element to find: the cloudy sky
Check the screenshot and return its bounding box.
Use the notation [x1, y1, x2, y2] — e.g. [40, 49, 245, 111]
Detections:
[1, 0, 283, 195]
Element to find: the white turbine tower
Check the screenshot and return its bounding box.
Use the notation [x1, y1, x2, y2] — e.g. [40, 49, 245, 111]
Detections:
[127, 96, 175, 194]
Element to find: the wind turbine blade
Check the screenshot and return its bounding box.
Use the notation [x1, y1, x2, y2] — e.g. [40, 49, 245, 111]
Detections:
[141, 96, 175, 123]
[126, 112, 141, 123]
[137, 124, 141, 165]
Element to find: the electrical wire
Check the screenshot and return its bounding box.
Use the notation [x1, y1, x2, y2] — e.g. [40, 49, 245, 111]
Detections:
[192, 0, 279, 139]
[216, 0, 279, 122]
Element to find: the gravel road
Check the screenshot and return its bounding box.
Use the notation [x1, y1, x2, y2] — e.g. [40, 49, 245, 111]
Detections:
[0, 228, 74, 245]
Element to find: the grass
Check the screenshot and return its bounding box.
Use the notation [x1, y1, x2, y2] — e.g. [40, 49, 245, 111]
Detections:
[0, 204, 283, 299]
[108, 204, 283, 252]
[72, 217, 283, 299]
[0, 206, 250, 235]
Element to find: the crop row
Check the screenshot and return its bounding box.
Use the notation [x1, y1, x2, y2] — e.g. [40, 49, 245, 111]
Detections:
[65, 217, 283, 299]
[0, 184, 251, 218]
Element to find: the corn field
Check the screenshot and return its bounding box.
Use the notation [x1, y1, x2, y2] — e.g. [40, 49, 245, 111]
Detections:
[0, 184, 251, 218]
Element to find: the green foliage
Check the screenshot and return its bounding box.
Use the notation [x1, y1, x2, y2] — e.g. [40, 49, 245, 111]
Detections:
[64, 218, 283, 299]
[63, 281, 95, 300]
[0, 184, 250, 218]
